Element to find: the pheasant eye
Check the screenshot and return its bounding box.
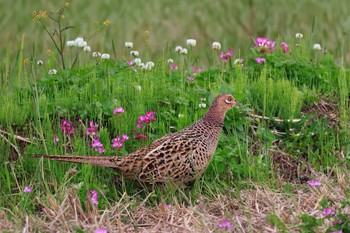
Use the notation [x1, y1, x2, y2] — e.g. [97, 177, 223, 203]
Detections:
[225, 98, 232, 104]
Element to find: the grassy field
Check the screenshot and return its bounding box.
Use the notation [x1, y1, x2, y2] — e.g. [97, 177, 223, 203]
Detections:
[1, 1, 350, 232]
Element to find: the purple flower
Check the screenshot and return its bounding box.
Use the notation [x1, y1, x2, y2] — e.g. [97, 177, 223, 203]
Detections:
[69, 166, 77, 175]
[218, 220, 233, 230]
[91, 138, 105, 153]
[113, 107, 125, 116]
[323, 208, 335, 216]
[280, 42, 289, 53]
[255, 37, 275, 48]
[134, 133, 147, 140]
[169, 63, 178, 70]
[86, 121, 98, 136]
[255, 57, 266, 64]
[53, 136, 59, 143]
[96, 147, 105, 153]
[192, 67, 204, 76]
[23, 186, 32, 193]
[330, 231, 342, 233]
[95, 229, 108, 233]
[89, 190, 99, 204]
[308, 180, 321, 187]
[91, 138, 103, 148]
[220, 48, 234, 63]
[112, 134, 129, 150]
[136, 111, 157, 128]
[60, 120, 75, 135]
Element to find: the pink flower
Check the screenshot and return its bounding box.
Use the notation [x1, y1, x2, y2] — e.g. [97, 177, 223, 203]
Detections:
[255, 37, 275, 48]
[308, 180, 321, 187]
[89, 190, 99, 204]
[23, 186, 32, 193]
[53, 136, 59, 143]
[60, 120, 75, 135]
[92, 138, 103, 148]
[280, 42, 289, 53]
[192, 67, 204, 76]
[91, 138, 105, 153]
[95, 229, 108, 233]
[187, 77, 195, 81]
[169, 63, 178, 70]
[112, 137, 123, 150]
[126, 60, 133, 65]
[96, 147, 105, 153]
[69, 166, 77, 175]
[136, 111, 157, 128]
[112, 134, 129, 150]
[330, 231, 342, 233]
[218, 220, 232, 230]
[86, 121, 98, 136]
[113, 107, 125, 116]
[220, 48, 234, 63]
[134, 133, 147, 140]
[121, 134, 129, 140]
[255, 57, 266, 64]
[323, 208, 335, 216]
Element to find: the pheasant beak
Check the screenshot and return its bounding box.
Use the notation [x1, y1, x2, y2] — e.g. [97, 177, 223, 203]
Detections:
[234, 101, 241, 107]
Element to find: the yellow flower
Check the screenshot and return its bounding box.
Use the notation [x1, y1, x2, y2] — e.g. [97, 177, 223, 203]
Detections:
[46, 49, 54, 56]
[23, 58, 29, 65]
[64, 2, 70, 8]
[61, 15, 65, 20]
[32, 11, 37, 16]
[103, 20, 111, 26]
[144, 30, 149, 41]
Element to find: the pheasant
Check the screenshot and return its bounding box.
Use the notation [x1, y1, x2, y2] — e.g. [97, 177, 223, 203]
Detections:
[35, 94, 239, 185]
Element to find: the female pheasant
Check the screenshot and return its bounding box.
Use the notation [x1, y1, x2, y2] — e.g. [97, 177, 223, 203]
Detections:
[35, 94, 239, 185]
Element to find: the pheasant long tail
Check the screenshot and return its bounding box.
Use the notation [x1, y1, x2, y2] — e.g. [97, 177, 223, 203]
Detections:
[32, 154, 118, 168]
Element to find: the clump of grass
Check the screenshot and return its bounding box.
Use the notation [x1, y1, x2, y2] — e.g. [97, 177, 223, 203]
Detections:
[249, 68, 304, 119]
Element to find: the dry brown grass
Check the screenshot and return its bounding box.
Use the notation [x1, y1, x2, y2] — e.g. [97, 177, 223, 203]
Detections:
[1, 166, 349, 233]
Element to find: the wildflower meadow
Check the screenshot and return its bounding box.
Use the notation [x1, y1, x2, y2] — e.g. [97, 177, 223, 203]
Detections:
[0, 1, 350, 232]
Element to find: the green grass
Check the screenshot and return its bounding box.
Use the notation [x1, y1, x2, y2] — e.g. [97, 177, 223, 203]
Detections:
[0, 1, 350, 232]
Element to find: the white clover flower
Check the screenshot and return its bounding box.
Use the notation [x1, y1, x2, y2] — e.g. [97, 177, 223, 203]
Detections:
[233, 58, 243, 65]
[175, 46, 182, 53]
[180, 48, 188, 55]
[295, 33, 303, 39]
[167, 58, 174, 63]
[101, 53, 110, 59]
[198, 103, 206, 108]
[134, 58, 142, 66]
[66, 40, 76, 47]
[135, 85, 142, 91]
[139, 63, 146, 69]
[77, 41, 87, 48]
[48, 69, 57, 75]
[37, 60, 43, 66]
[313, 43, 322, 50]
[186, 39, 197, 47]
[75, 37, 84, 43]
[212, 41, 221, 50]
[83, 46, 91, 52]
[200, 98, 206, 102]
[92, 52, 101, 57]
[146, 61, 155, 68]
[125, 42, 133, 48]
[130, 50, 139, 57]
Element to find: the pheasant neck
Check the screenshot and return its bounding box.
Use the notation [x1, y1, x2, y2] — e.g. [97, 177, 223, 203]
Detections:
[202, 105, 226, 127]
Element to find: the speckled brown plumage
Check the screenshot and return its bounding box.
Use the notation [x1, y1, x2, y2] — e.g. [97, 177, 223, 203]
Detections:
[35, 94, 239, 185]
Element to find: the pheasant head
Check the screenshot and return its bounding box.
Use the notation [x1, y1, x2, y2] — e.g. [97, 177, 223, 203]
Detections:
[203, 94, 239, 124]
